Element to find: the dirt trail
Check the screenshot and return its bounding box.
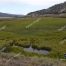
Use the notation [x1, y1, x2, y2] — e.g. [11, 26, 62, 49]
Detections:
[58, 26, 66, 31]
[26, 18, 41, 29]
[60, 39, 66, 44]
[0, 25, 7, 31]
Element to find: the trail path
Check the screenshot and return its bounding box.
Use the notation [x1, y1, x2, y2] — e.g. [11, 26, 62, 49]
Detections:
[5, 53, 21, 65]
[59, 39, 66, 44]
[26, 18, 41, 29]
[0, 25, 6, 31]
[58, 25, 66, 31]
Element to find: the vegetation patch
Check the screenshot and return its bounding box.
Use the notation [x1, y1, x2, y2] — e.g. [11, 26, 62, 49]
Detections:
[0, 17, 66, 58]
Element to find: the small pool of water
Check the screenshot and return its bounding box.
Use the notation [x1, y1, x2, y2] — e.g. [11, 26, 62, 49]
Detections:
[24, 46, 50, 55]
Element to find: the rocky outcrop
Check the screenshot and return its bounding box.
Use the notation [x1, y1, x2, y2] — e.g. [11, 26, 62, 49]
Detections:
[27, 2, 66, 17]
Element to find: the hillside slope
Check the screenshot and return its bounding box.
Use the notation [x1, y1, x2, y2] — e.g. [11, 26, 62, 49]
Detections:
[0, 12, 23, 18]
[27, 2, 66, 17]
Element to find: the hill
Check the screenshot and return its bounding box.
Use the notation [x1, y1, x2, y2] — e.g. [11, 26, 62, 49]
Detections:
[0, 12, 23, 18]
[27, 2, 66, 17]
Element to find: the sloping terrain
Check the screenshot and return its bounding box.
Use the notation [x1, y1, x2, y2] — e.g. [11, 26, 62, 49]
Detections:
[27, 2, 66, 17]
[0, 12, 23, 18]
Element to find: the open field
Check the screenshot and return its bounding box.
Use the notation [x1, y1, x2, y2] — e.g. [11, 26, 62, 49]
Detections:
[0, 17, 66, 59]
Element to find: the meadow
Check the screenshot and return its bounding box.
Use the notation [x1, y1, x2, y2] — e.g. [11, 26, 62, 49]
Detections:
[0, 17, 66, 59]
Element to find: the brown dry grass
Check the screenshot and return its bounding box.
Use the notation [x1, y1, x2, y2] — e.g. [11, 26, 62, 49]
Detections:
[0, 52, 66, 66]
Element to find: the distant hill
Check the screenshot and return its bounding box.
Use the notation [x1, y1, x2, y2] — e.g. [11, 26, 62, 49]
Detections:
[27, 2, 66, 17]
[0, 12, 23, 18]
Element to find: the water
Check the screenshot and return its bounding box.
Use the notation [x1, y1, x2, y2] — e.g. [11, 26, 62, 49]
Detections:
[24, 46, 50, 55]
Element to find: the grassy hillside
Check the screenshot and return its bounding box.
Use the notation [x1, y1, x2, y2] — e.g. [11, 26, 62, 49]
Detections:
[0, 17, 66, 58]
